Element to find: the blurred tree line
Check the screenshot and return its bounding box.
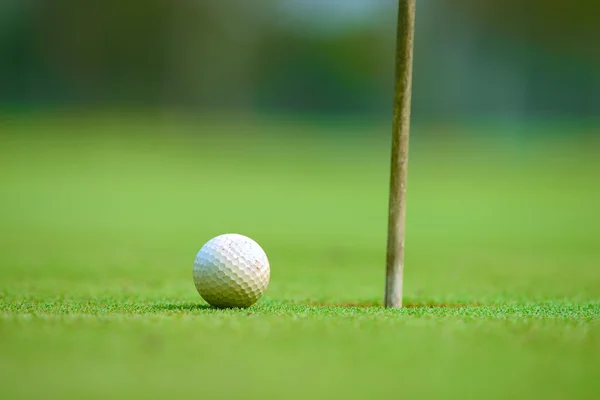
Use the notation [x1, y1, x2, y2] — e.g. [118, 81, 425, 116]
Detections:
[0, 0, 598, 121]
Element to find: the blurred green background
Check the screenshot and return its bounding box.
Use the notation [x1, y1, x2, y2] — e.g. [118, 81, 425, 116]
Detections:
[1, 1, 599, 399]
[1, 0, 599, 122]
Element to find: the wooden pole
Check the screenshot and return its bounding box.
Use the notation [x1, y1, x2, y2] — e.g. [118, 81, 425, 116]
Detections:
[385, 0, 416, 308]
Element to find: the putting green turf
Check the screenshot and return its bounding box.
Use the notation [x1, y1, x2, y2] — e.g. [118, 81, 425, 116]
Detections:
[1, 115, 599, 399]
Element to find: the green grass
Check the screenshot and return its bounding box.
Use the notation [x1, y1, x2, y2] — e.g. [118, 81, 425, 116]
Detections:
[1, 114, 599, 399]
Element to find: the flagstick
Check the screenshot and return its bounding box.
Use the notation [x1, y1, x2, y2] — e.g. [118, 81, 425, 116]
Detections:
[385, 0, 416, 308]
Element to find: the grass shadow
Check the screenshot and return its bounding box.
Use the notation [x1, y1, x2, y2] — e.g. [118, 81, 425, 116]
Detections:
[403, 301, 482, 309]
[151, 302, 260, 312]
[302, 300, 482, 309]
[150, 300, 483, 314]
[151, 303, 214, 312]
[303, 300, 381, 309]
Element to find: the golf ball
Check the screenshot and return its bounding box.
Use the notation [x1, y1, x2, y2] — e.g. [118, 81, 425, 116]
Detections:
[193, 234, 270, 308]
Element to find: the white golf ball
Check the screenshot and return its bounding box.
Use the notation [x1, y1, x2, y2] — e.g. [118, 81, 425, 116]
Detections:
[193, 234, 270, 308]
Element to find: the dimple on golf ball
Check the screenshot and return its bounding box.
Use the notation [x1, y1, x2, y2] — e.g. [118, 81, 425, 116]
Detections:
[193, 234, 270, 308]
